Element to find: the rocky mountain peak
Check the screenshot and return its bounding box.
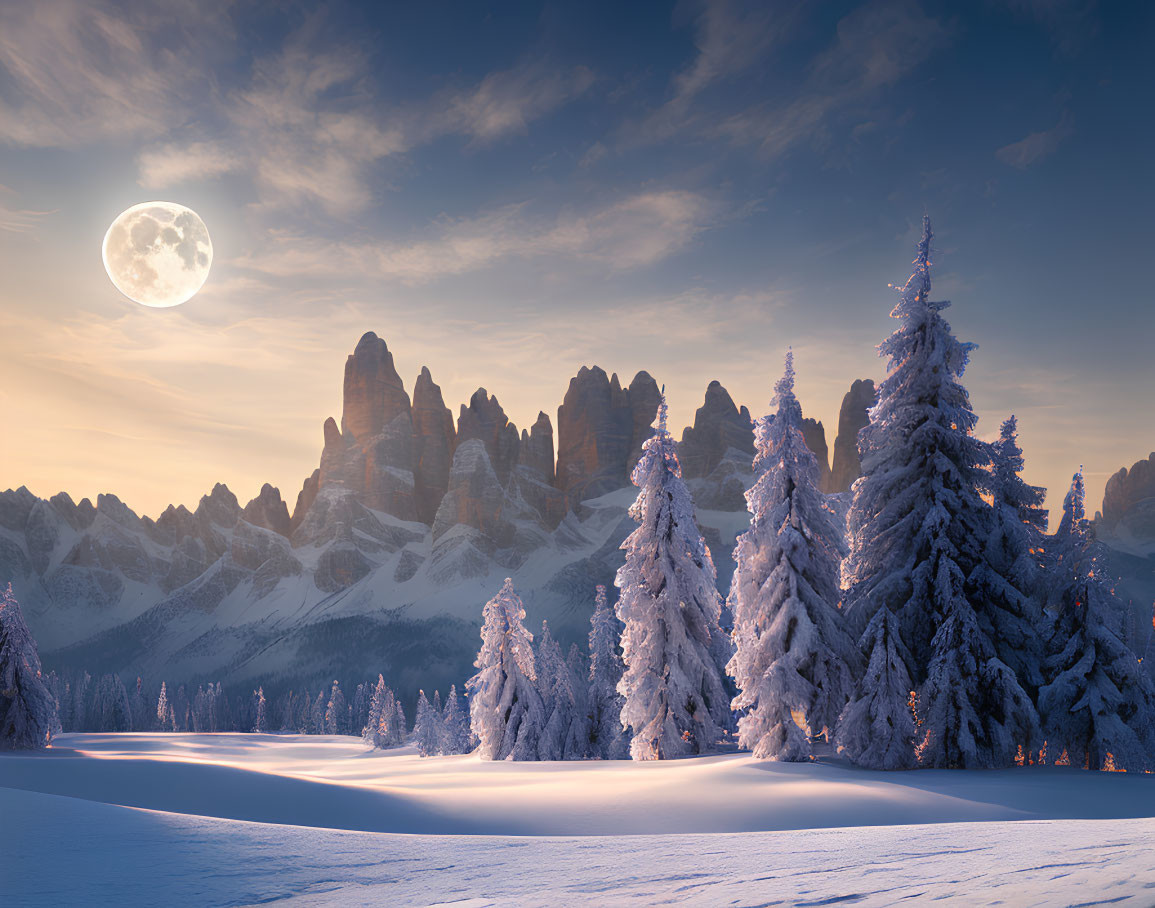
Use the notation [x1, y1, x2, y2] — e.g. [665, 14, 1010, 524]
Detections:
[341, 331, 411, 441]
[457, 388, 520, 484]
[242, 484, 292, 538]
[1100, 452, 1155, 537]
[520, 411, 555, 482]
[830, 378, 876, 494]
[679, 380, 754, 480]
[196, 483, 241, 528]
[412, 366, 456, 524]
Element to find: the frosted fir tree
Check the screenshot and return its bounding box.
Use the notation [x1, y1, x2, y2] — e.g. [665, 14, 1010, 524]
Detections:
[615, 393, 731, 760]
[841, 217, 1037, 769]
[727, 352, 857, 760]
[535, 622, 586, 760]
[587, 585, 628, 759]
[440, 684, 472, 754]
[310, 691, 326, 734]
[363, 675, 388, 746]
[465, 578, 547, 761]
[835, 607, 918, 769]
[393, 699, 408, 744]
[565, 643, 592, 759]
[974, 415, 1049, 697]
[324, 681, 346, 735]
[1038, 471, 1155, 771]
[130, 677, 147, 731]
[156, 681, 169, 730]
[253, 687, 267, 733]
[0, 583, 58, 749]
[413, 690, 442, 756]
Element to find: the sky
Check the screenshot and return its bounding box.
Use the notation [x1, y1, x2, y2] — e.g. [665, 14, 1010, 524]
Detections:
[1, 0, 1152, 523]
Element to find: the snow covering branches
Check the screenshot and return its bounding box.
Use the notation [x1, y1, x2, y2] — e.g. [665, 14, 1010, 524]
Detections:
[588, 585, 628, 759]
[728, 352, 856, 760]
[615, 392, 731, 760]
[1038, 471, 1155, 772]
[0, 583, 57, 749]
[466, 578, 546, 760]
[839, 217, 1038, 769]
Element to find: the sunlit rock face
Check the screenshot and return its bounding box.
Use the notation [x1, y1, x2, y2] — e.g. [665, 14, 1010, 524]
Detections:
[801, 418, 832, 492]
[412, 367, 456, 526]
[679, 380, 754, 480]
[242, 484, 291, 539]
[321, 332, 419, 520]
[456, 390, 520, 486]
[555, 366, 660, 509]
[830, 379, 876, 494]
[1100, 453, 1155, 539]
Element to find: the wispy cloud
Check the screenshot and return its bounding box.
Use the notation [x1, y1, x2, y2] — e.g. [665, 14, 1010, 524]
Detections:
[235, 190, 717, 283]
[717, 0, 950, 158]
[995, 111, 1074, 168]
[0, 0, 231, 147]
[137, 141, 243, 189]
[0, 185, 54, 233]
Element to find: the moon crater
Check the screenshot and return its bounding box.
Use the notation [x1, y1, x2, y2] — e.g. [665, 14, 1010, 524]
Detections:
[102, 201, 212, 308]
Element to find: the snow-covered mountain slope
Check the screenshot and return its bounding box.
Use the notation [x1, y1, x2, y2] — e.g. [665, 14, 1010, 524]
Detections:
[2, 332, 873, 697]
[3, 734, 1155, 906]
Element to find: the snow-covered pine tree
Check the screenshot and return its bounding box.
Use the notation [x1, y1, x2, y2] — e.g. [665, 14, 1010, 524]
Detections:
[974, 415, 1049, 699]
[156, 681, 169, 730]
[615, 392, 731, 760]
[441, 684, 472, 754]
[325, 681, 346, 735]
[413, 690, 442, 756]
[392, 700, 408, 744]
[1038, 470, 1155, 771]
[535, 622, 586, 760]
[587, 585, 627, 759]
[310, 691, 326, 734]
[0, 583, 57, 749]
[565, 643, 591, 759]
[466, 578, 546, 761]
[253, 687, 267, 733]
[841, 216, 1037, 769]
[727, 352, 857, 760]
[835, 607, 918, 769]
[130, 677, 147, 731]
[363, 675, 387, 746]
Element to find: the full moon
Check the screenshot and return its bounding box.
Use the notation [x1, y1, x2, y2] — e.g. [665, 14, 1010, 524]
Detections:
[102, 201, 212, 308]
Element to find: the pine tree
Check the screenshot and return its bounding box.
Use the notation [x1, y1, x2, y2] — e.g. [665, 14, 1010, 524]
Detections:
[253, 687, 267, 733]
[440, 684, 472, 754]
[974, 415, 1049, 699]
[587, 585, 627, 759]
[129, 677, 147, 731]
[727, 352, 857, 760]
[392, 700, 408, 744]
[413, 689, 442, 756]
[1038, 471, 1155, 771]
[615, 392, 731, 760]
[311, 691, 326, 734]
[0, 583, 57, 749]
[156, 681, 169, 731]
[466, 578, 547, 760]
[841, 217, 1037, 769]
[536, 622, 585, 760]
[363, 675, 387, 746]
[325, 681, 346, 735]
[835, 608, 918, 769]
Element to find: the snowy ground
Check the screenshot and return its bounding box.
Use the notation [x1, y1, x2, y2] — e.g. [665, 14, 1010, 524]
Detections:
[3, 734, 1155, 906]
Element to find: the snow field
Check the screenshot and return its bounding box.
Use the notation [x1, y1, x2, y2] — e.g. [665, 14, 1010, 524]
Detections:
[4, 734, 1155, 906]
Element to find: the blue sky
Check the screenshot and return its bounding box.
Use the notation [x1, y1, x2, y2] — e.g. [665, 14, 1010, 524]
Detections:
[1, 0, 1152, 520]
